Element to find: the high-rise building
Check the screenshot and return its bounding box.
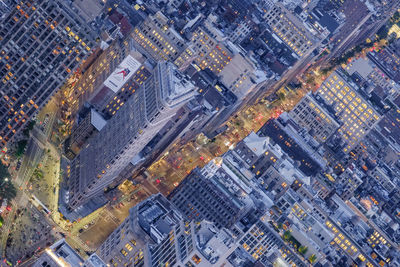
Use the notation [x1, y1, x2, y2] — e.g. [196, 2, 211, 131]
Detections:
[67, 62, 196, 209]
[336, 164, 363, 200]
[168, 154, 254, 229]
[264, 3, 317, 58]
[0, 0, 95, 150]
[89, 50, 153, 118]
[32, 239, 106, 267]
[233, 131, 283, 177]
[64, 106, 107, 158]
[60, 38, 131, 129]
[132, 11, 187, 63]
[32, 239, 85, 267]
[316, 70, 381, 152]
[98, 194, 195, 267]
[65, 47, 152, 158]
[229, 20, 253, 44]
[218, 53, 258, 99]
[191, 26, 233, 74]
[257, 119, 322, 176]
[290, 92, 340, 143]
[238, 218, 306, 266]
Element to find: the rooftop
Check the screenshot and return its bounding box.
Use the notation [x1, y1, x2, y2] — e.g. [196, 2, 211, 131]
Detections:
[32, 239, 84, 267]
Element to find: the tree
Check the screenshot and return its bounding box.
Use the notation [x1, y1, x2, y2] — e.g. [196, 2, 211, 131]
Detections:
[309, 254, 317, 264]
[33, 168, 44, 180]
[15, 139, 27, 158]
[22, 121, 36, 137]
[0, 162, 9, 180]
[283, 230, 291, 241]
[320, 66, 332, 76]
[298, 245, 308, 255]
[305, 76, 315, 85]
[0, 164, 16, 200]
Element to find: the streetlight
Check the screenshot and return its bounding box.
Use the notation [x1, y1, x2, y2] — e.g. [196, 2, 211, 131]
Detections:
[1, 177, 9, 186]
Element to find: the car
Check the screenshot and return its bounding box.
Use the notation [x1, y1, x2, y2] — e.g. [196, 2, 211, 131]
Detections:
[16, 160, 21, 171]
[78, 228, 84, 233]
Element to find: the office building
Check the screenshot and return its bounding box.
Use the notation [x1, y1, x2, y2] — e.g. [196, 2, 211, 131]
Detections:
[337, 165, 363, 200]
[0, 0, 95, 150]
[60, 38, 131, 129]
[32, 239, 107, 267]
[65, 106, 107, 158]
[218, 53, 258, 99]
[191, 26, 233, 74]
[368, 45, 400, 84]
[182, 221, 235, 266]
[98, 194, 195, 267]
[132, 11, 187, 62]
[67, 62, 196, 209]
[290, 92, 340, 143]
[229, 20, 253, 44]
[89, 50, 153, 118]
[257, 119, 322, 176]
[316, 70, 380, 151]
[32, 239, 83, 267]
[345, 57, 398, 98]
[264, 3, 316, 58]
[168, 155, 253, 229]
[238, 218, 306, 266]
[233, 131, 283, 177]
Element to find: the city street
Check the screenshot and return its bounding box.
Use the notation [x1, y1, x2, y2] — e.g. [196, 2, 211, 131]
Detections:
[0, 98, 61, 262]
[4, 203, 55, 265]
[144, 84, 309, 196]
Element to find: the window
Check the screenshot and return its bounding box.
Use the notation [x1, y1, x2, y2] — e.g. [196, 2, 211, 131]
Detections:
[125, 243, 133, 251]
[121, 249, 128, 256]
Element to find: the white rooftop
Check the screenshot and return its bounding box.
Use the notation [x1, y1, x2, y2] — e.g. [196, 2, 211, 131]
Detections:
[345, 57, 374, 79]
[243, 132, 271, 157]
[90, 109, 107, 131]
[84, 253, 107, 267]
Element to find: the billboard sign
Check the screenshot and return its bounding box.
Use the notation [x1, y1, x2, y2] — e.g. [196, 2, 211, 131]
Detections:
[104, 54, 141, 93]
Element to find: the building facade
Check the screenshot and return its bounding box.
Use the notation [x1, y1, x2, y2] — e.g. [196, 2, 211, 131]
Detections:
[168, 152, 254, 229]
[67, 62, 196, 209]
[191, 26, 233, 74]
[264, 3, 316, 58]
[88, 50, 153, 118]
[132, 11, 187, 62]
[238, 218, 306, 266]
[316, 71, 380, 152]
[60, 38, 130, 129]
[290, 92, 340, 143]
[0, 0, 95, 150]
[98, 194, 195, 267]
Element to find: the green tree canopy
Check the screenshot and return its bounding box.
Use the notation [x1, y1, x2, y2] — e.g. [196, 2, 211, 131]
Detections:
[0, 163, 16, 200]
[0, 162, 10, 180]
[298, 245, 308, 255]
[15, 139, 27, 158]
[309, 254, 317, 263]
[283, 230, 291, 240]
